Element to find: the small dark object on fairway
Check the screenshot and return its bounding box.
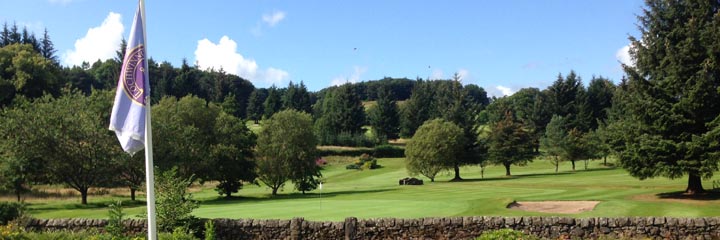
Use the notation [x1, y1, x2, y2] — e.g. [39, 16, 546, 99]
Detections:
[399, 177, 423, 185]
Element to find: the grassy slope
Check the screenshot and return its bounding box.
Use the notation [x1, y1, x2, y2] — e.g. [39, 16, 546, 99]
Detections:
[27, 157, 720, 220]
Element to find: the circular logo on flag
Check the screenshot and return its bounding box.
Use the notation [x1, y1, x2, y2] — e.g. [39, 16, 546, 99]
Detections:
[121, 45, 147, 106]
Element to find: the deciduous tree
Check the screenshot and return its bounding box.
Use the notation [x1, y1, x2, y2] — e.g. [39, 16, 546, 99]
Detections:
[404, 119, 466, 182]
[255, 110, 319, 195]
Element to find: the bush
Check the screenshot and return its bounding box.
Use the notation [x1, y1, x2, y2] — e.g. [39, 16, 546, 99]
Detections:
[373, 144, 404, 158]
[476, 229, 537, 240]
[318, 132, 375, 147]
[319, 145, 403, 158]
[105, 201, 125, 238]
[0, 202, 24, 225]
[204, 220, 215, 240]
[0, 222, 24, 239]
[155, 167, 199, 232]
[346, 154, 380, 170]
[319, 148, 372, 157]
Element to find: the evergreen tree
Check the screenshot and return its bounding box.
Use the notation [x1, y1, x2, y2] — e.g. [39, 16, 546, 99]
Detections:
[263, 85, 281, 119]
[20, 27, 39, 51]
[400, 80, 434, 137]
[40, 28, 57, 63]
[8, 23, 20, 44]
[487, 111, 535, 176]
[542, 115, 567, 173]
[246, 89, 266, 124]
[282, 81, 298, 110]
[282, 81, 312, 113]
[610, 0, 720, 194]
[314, 83, 366, 145]
[547, 71, 589, 131]
[220, 93, 241, 117]
[367, 86, 400, 142]
[0, 23, 9, 47]
[296, 81, 312, 113]
[586, 76, 615, 130]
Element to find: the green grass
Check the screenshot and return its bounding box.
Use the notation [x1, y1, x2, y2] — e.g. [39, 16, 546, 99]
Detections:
[24, 157, 720, 221]
[245, 120, 262, 134]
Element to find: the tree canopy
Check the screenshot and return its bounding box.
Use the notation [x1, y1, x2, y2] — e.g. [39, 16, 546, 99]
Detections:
[405, 119, 466, 182]
[255, 109, 320, 195]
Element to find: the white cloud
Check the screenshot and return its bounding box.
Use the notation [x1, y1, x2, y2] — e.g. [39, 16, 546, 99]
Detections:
[194, 36, 289, 86]
[262, 68, 290, 86]
[63, 12, 124, 67]
[616, 44, 633, 67]
[488, 85, 515, 97]
[457, 69, 469, 81]
[252, 10, 286, 36]
[330, 66, 367, 86]
[262, 11, 286, 27]
[430, 69, 444, 80]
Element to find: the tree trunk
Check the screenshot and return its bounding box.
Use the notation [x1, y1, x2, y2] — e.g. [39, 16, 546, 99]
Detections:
[504, 163, 511, 176]
[685, 173, 705, 195]
[430, 177, 435, 182]
[254, 119, 259, 124]
[571, 160, 576, 171]
[130, 188, 136, 201]
[603, 156, 607, 166]
[554, 156, 559, 173]
[272, 187, 278, 195]
[481, 168, 484, 179]
[15, 190, 21, 202]
[451, 164, 462, 181]
[80, 189, 88, 205]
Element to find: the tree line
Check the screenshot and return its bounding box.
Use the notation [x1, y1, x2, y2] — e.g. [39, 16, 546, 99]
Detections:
[1, 0, 719, 203]
[404, 0, 720, 195]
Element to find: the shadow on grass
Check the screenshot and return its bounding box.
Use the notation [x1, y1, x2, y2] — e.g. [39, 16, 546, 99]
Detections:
[202, 188, 395, 205]
[457, 171, 574, 182]
[28, 199, 147, 211]
[455, 167, 618, 183]
[656, 190, 720, 201]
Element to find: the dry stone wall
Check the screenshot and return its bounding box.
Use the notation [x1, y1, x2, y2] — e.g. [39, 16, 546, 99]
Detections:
[25, 216, 720, 239]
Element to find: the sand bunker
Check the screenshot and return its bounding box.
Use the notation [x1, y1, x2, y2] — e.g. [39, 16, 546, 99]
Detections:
[507, 201, 600, 214]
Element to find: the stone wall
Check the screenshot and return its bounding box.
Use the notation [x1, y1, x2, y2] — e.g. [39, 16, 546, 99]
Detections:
[25, 216, 720, 239]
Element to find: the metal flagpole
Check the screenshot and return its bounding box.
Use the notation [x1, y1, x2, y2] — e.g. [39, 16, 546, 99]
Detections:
[139, 0, 157, 239]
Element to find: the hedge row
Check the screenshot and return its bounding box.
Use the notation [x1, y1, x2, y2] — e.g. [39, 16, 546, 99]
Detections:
[318, 144, 404, 158]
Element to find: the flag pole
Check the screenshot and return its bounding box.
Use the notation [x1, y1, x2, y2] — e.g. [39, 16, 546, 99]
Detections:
[139, 0, 157, 239]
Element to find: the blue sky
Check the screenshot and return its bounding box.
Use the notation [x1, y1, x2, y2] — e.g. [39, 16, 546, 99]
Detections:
[1, 0, 643, 96]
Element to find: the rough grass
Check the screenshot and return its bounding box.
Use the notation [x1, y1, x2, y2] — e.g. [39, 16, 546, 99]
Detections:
[22, 157, 720, 221]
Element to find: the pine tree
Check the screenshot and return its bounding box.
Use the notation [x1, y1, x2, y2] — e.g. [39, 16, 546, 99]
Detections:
[487, 111, 535, 176]
[1, 23, 10, 47]
[246, 89, 265, 124]
[368, 86, 400, 143]
[586, 76, 615, 130]
[612, 0, 720, 194]
[400, 80, 434, 137]
[542, 115, 567, 173]
[40, 28, 57, 64]
[263, 85, 281, 119]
